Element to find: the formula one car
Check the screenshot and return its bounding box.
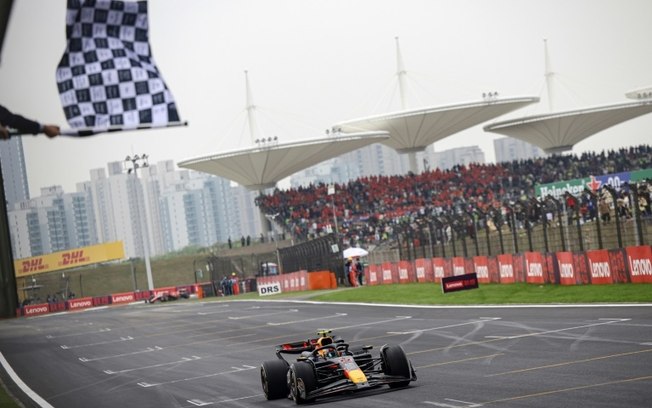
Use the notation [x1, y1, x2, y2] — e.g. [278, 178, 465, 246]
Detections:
[145, 287, 189, 303]
[260, 329, 416, 404]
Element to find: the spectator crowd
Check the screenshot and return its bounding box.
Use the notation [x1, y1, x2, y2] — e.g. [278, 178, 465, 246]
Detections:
[256, 145, 652, 247]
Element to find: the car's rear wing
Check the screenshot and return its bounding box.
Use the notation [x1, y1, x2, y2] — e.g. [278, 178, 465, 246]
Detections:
[275, 339, 316, 356]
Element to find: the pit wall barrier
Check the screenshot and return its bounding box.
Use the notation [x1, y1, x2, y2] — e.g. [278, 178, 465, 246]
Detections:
[364, 245, 652, 286]
[16, 283, 205, 317]
[256, 270, 309, 293]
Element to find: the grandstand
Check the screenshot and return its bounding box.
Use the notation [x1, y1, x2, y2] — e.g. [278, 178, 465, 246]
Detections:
[256, 145, 652, 254]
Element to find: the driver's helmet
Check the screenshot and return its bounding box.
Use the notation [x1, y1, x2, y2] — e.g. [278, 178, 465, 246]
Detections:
[317, 336, 337, 359]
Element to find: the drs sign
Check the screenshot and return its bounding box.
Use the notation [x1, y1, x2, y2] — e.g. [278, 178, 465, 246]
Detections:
[258, 282, 282, 296]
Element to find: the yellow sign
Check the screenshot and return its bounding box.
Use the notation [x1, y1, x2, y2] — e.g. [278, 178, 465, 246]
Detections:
[14, 241, 125, 277]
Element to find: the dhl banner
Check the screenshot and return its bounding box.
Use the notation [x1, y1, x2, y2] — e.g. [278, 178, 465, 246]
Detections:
[14, 241, 125, 277]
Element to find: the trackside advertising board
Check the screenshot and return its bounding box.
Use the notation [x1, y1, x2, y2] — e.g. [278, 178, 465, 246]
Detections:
[626, 246, 652, 283]
[587, 250, 613, 284]
[556, 252, 576, 285]
[67, 297, 94, 310]
[525, 252, 545, 284]
[14, 241, 125, 277]
[442, 272, 479, 293]
[497, 254, 515, 283]
[258, 282, 282, 296]
[535, 168, 652, 199]
[472, 256, 490, 283]
[111, 292, 136, 304]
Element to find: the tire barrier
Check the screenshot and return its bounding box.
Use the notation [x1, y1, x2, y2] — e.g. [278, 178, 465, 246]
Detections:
[16, 245, 651, 317]
[364, 245, 652, 286]
[16, 285, 197, 317]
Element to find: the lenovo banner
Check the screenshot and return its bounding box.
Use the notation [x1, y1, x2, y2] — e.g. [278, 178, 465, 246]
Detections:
[497, 254, 515, 284]
[111, 292, 135, 304]
[556, 252, 576, 285]
[23, 303, 50, 316]
[473, 256, 490, 283]
[382, 262, 396, 284]
[442, 272, 479, 294]
[525, 252, 545, 284]
[367, 264, 378, 285]
[432, 258, 445, 282]
[415, 258, 433, 283]
[626, 245, 652, 283]
[586, 249, 613, 284]
[398, 261, 411, 284]
[67, 297, 93, 310]
[452, 257, 466, 276]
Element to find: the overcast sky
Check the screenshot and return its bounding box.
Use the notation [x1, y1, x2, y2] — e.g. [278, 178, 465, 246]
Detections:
[1, 0, 651, 197]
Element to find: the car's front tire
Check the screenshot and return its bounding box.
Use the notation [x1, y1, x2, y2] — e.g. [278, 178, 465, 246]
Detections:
[381, 345, 412, 388]
[261, 359, 289, 400]
[289, 361, 316, 404]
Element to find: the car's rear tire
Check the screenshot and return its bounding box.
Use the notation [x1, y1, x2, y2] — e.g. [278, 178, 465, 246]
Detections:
[289, 361, 316, 404]
[261, 359, 289, 400]
[382, 345, 411, 388]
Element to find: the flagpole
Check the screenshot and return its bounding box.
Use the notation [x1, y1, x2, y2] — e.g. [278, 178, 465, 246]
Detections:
[0, 156, 19, 318]
[60, 121, 189, 137]
[7, 121, 189, 137]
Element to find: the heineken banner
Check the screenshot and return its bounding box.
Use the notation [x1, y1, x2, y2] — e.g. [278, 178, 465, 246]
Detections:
[535, 168, 652, 199]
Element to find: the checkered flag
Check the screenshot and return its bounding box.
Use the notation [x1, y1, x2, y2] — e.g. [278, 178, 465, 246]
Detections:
[56, 0, 183, 136]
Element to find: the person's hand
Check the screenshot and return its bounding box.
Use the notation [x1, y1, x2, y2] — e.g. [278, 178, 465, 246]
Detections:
[42, 124, 60, 138]
[0, 126, 8, 140]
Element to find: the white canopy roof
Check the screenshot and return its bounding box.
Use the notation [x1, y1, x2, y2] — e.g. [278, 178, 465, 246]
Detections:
[484, 100, 652, 153]
[333, 96, 539, 153]
[178, 131, 390, 190]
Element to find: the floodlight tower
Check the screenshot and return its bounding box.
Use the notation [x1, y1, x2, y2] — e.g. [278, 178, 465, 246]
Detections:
[124, 154, 154, 291]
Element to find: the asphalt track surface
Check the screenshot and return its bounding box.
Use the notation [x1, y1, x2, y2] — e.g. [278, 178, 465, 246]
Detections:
[1, 299, 652, 408]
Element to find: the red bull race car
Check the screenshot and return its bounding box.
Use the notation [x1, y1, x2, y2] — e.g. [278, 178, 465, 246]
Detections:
[145, 287, 189, 303]
[260, 329, 416, 404]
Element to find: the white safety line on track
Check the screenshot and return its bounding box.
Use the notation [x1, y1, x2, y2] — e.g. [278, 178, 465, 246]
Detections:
[186, 394, 263, 407]
[267, 312, 347, 326]
[227, 309, 298, 320]
[277, 299, 652, 309]
[46, 327, 111, 339]
[60, 335, 133, 349]
[103, 356, 201, 374]
[500, 318, 630, 340]
[332, 315, 412, 331]
[137, 365, 256, 388]
[388, 318, 499, 335]
[78, 346, 162, 362]
[187, 399, 211, 406]
[0, 352, 54, 408]
[423, 399, 482, 407]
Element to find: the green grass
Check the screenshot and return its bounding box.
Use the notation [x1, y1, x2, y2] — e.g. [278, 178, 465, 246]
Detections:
[239, 282, 652, 305]
[0, 381, 19, 408]
[310, 283, 652, 304]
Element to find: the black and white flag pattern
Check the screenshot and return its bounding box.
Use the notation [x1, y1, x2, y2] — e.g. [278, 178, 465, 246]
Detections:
[56, 0, 180, 134]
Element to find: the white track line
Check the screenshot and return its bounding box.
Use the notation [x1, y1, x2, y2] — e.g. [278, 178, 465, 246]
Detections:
[0, 352, 53, 408]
